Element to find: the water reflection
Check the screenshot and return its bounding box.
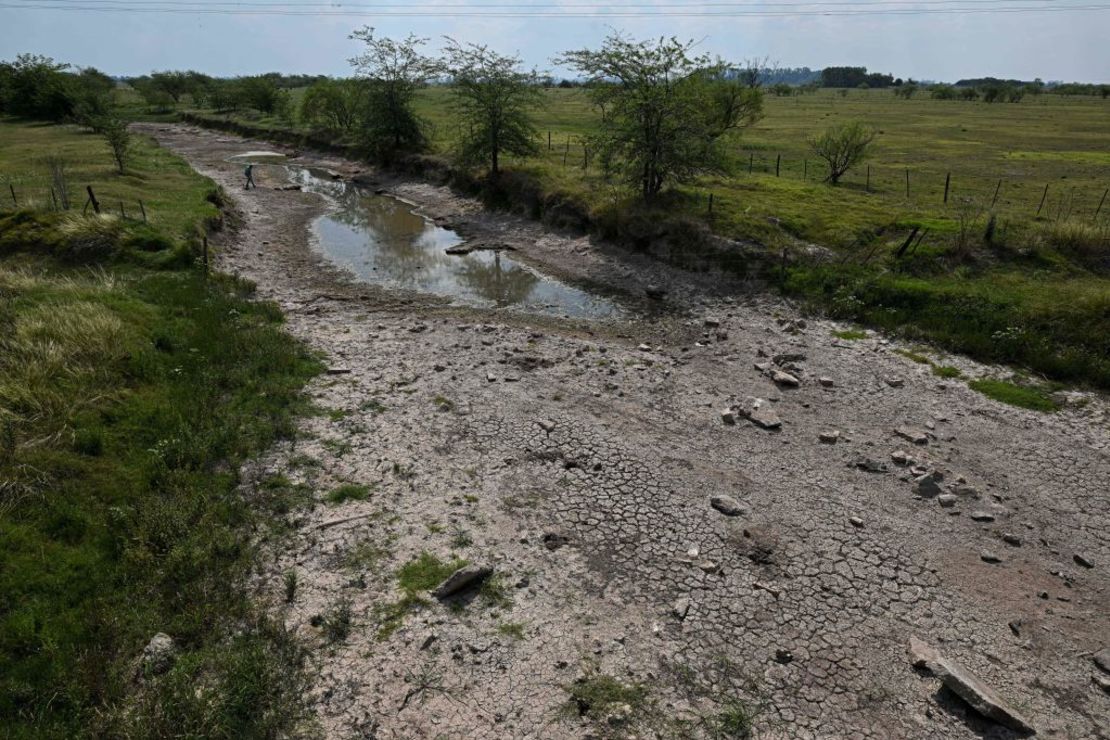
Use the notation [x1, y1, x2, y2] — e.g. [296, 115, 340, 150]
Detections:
[277, 166, 619, 318]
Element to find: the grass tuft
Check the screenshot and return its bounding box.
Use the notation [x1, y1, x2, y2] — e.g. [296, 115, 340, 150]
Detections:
[325, 482, 373, 505]
[968, 378, 1061, 412]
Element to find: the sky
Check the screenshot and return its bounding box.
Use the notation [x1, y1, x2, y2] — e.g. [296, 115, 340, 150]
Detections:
[1, 1, 1108, 83]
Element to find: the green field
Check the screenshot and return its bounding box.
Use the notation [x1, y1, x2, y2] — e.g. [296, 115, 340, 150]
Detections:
[0, 120, 318, 736]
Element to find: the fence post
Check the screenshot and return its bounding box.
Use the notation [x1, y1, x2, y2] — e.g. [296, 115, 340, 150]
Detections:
[905, 169, 910, 199]
[582, 146, 588, 170]
[139, 200, 147, 223]
[775, 154, 781, 177]
[548, 131, 552, 151]
[1095, 188, 1107, 219]
[708, 193, 714, 215]
[86, 185, 100, 214]
[749, 152, 754, 174]
[563, 136, 569, 167]
[203, 235, 209, 276]
[990, 179, 1002, 209]
[1035, 183, 1049, 216]
[8, 184, 15, 207]
[943, 172, 951, 204]
[804, 160, 808, 181]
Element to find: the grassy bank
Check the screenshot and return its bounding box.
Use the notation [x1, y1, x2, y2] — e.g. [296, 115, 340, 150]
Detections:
[0, 119, 320, 736]
[183, 87, 1110, 390]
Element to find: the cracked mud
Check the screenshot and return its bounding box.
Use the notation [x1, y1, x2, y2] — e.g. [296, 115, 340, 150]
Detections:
[139, 123, 1109, 739]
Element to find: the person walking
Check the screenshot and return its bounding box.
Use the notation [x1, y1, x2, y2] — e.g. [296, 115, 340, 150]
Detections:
[244, 163, 256, 190]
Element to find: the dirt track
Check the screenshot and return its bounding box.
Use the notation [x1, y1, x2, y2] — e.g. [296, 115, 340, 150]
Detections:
[139, 123, 1110, 740]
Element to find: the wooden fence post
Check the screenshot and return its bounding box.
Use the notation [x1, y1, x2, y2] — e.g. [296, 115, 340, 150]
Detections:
[1036, 183, 1049, 216]
[51, 188, 58, 211]
[86, 185, 100, 214]
[990, 179, 1002, 209]
[865, 165, 870, 192]
[548, 131, 552, 151]
[775, 154, 781, 177]
[905, 169, 910, 199]
[943, 172, 951, 204]
[749, 152, 754, 174]
[202, 235, 209, 275]
[708, 193, 714, 215]
[1095, 188, 1107, 219]
[563, 136, 569, 167]
[8, 184, 16, 207]
[139, 200, 147, 223]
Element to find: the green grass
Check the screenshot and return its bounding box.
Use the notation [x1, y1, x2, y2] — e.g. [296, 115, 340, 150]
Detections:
[497, 621, 526, 640]
[0, 120, 319, 736]
[374, 552, 468, 639]
[932, 365, 962, 378]
[968, 378, 1061, 412]
[894, 348, 930, 364]
[565, 673, 649, 722]
[832, 329, 869, 340]
[326, 482, 373, 504]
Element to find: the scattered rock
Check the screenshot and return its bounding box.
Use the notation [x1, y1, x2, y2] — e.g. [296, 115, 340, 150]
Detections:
[140, 633, 176, 676]
[907, 636, 1035, 735]
[1073, 553, 1094, 569]
[773, 352, 806, 365]
[914, 472, 944, 498]
[326, 367, 352, 375]
[937, 494, 958, 508]
[981, 551, 1002, 564]
[720, 409, 737, 425]
[970, 511, 996, 523]
[735, 399, 782, 430]
[1095, 674, 1110, 694]
[1002, 533, 1022, 547]
[885, 378, 905, 388]
[818, 377, 835, 387]
[895, 427, 929, 445]
[891, 450, 911, 466]
[1091, 648, 1110, 675]
[710, 495, 746, 516]
[538, 419, 556, 433]
[772, 370, 800, 387]
[849, 516, 864, 528]
[432, 565, 492, 599]
[818, 430, 840, 444]
[703, 317, 721, 328]
[645, 285, 667, 300]
[775, 648, 794, 664]
[542, 532, 570, 551]
[637, 343, 651, 352]
[953, 484, 981, 499]
[673, 597, 690, 621]
[854, 458, 888, 474]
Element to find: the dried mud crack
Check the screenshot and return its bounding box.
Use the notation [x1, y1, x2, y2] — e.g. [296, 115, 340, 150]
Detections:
[139, 123, 1110, 739]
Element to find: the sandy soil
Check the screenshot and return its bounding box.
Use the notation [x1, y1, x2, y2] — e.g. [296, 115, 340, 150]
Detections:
[138, 123, 1109, 740]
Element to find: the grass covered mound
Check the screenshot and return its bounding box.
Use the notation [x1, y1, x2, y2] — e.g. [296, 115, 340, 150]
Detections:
[0, 121, 320, 737]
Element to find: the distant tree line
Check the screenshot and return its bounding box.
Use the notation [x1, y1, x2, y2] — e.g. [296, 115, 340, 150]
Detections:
[820, 66, 896, 89]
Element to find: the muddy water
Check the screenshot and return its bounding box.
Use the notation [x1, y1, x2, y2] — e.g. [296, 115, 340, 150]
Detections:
[231, 154, 621, 318]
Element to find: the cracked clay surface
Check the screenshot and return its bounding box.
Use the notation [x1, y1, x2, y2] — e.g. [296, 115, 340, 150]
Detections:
[139, 124, 1109, 739]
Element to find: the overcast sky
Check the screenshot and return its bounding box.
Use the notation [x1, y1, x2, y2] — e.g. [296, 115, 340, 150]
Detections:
[1, 2, 1107, 83]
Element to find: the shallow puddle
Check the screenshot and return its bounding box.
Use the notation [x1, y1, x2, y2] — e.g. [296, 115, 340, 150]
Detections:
[234, 155, 621, 318]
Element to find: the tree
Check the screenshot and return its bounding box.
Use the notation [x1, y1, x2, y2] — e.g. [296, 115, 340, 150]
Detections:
[348, 28, 439, 158]
[807, 121, 875, 185]
[149, 71, 192, 104]
[100, 115, 131, 174]
[300, 79, 364, 133]
[558, 34, 762, 201]
[0, 54, 75, 120]
[442, 39, 542, 178]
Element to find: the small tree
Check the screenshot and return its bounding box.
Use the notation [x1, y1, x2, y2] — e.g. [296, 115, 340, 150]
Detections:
[558, 34, 762, 200]
[808, 121, 875, 185]
[348, 28, 439, 158]
[100, 115, 130, 174]
[442, 39, 542, 178]
[300, 78, 363, 133]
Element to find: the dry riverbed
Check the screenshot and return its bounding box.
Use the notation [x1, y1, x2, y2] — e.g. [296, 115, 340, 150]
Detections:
[139, 123, 1110, 740]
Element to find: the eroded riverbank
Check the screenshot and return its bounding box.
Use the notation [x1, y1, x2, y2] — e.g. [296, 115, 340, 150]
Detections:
[138, 123, 1110, 740]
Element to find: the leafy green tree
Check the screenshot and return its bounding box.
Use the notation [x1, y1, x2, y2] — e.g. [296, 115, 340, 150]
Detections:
[237, 75, 288, 116]
[300, 78, 364, 132]
[442, 39, 542, 177]
[807, 121, 876, 185]
[558, 34, 762, 200]
[348, 28, 439, 158]
[149, 71, 192, 104]
[99, 114, 131, 173]
[0, 54, 75, 120]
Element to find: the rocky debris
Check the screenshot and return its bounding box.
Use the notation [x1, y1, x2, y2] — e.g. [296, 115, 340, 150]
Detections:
[432, 565, 492, 599]
[637, 343, 651, 352]
[953, 483, 981, 499]
[673, 597, 691, 620]
[734, 399, 781, 430]
[1095, 675, 1110, 694]
[773, 352, 807, 365]
[720, 409, 737, 425]
[818, 377, 835, 387]
[1002, 533, 1022, 546]
[854, 457, 888, 474]
[445, 244, 473, 255]
[1073, 553, 1094, 569]
[914, 471, 944, 498]
[908, 637, 1035, 735]
[885, 378, 905, 388]
[326, 367, 352, 375]
[849, 516, 864, 528]
[895, 427, 929, 445]
[538, 419, 556, 433]
[710, 495, 747, 516]
[542, 532, 570, 551]
[937, 494, 958, 508]
[970, 511, 996, 522]
[818, 430, 840, 444]
[1092, 648, 1110, 674]
[775, 648, 794, 664]
[644, 285, 667, 300]
[981, 551, 1003, 564]
[772, 370, 800, 387]
[140, 633, 176, 676]
[891, 450, 911, 466]
[703, 317, 721, 328]
[276, 184, 302, 191]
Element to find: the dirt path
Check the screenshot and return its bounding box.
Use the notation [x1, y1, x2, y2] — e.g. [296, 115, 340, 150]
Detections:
[140, 123, 1109, 740]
